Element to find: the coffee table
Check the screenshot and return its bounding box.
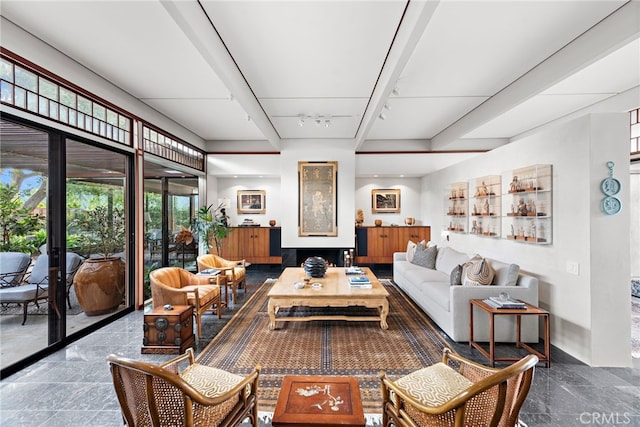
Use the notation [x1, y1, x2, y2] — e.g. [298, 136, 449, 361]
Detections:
[272, 375, 365, 427]
[267, 267, 389, 330]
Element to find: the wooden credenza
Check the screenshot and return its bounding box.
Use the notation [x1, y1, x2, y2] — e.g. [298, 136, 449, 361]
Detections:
[355, 226, 431, 264]
[219, 226, 282, 264]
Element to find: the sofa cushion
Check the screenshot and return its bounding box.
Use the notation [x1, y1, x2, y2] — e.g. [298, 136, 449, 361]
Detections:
[463, 258, 494, 286]
[435, 247, 470, 275]
[411, 244, 437, 269]
[489, 259, 521, 286]
[450, 264, 464, 286]
[406, 240, 418, 263]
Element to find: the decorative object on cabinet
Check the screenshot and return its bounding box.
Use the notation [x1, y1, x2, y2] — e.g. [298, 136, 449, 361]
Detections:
[374, 219, 383, 227]
[355, 208, 365, 226]
[503, 164, 552, 244]
[600, 161, 621, 215]
[371, 189, 400, 213]
[445, 182, 467, 233]
[404, 217, 415, 226]
[298, 161, 338, 236]
[470, 175, 501, 238]
[269, 219, 276, 227]
[237, 189, 266, 214]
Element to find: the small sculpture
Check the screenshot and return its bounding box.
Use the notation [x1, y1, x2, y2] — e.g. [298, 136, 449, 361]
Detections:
[517, 198, 527, 216]
[484, 199, 490, 215]
[355, 209, 364, 226]
[510, 176, 520, 192]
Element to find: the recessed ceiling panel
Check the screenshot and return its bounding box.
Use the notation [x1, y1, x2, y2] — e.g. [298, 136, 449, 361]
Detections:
[399, 1, 626, 97]
[201, 1, 407, 98]
[368, 96, 487, 140]
[142, 99, 265, 141]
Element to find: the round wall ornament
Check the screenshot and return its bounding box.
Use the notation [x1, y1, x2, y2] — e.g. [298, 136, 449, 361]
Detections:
[600, 161, 621, 215]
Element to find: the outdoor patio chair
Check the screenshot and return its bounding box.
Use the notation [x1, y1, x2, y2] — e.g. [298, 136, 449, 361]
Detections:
[197, 254, 246, 304]
[0, 252, 31, 288]
[0, 252, 84, 324]
[108, 348, 261, 427]
[149, 267, 222, 337]
[379, 347, 538, 427]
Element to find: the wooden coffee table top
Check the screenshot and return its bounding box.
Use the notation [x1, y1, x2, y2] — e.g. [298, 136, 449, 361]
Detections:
[272, 375, 365, 427]
[268, 267, 389, 298]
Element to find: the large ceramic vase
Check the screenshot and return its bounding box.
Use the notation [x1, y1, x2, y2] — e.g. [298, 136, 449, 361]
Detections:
[73, 257, 125, 316]
[303, 256, 328, 278]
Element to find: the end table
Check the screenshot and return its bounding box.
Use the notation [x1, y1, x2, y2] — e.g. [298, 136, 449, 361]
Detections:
[469, 298, 550, 367]
[142, 305, 195, 354]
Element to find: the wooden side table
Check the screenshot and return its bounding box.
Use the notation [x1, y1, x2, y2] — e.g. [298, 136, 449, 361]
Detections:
[469, 298, 550, 367]
[273, 375, 365, 427]
[142, 305, 195, 354]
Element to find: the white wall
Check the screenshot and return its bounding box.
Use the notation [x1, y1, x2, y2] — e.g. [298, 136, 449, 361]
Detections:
[214, 178, 282, 227]
[423, 113, 630, 366]
[355, 178, 422, 227]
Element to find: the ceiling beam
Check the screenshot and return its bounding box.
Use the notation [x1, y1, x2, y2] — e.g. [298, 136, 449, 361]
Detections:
[160, 0, 281, 150]
[355, 0, 441, 150]
[431, 0, 640, 150]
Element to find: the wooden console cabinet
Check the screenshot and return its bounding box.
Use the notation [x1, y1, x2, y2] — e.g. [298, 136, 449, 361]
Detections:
[219, 227, 282, 264]
[355, 226, 430, 264]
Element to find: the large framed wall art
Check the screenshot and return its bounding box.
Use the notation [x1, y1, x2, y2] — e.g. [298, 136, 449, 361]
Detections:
[298, 161, 338, 236]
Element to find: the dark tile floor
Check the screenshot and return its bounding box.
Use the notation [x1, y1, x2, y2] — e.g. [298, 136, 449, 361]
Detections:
[0, 265, 638, 427]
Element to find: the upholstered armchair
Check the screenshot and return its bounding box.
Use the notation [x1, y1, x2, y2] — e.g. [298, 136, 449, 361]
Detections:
[197, 254, 246, 304]
[379, 348, 538, 427]
[108, 348, 261, 427]
[149, 267, 222, 337]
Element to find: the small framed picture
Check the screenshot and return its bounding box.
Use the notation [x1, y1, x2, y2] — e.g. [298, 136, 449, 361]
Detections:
[372, 189, 400, 213]
[237, 190, 266, 214]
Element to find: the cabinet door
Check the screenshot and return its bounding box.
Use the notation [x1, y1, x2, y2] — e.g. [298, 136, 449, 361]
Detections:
[366, 227, 398, 263]
[396, 226, 431, 252]
[248, 228, 270, 261]
[218, 227, 242, 259]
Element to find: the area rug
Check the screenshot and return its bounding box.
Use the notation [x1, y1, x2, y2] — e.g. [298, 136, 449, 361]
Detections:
[196, 278, 450, 416]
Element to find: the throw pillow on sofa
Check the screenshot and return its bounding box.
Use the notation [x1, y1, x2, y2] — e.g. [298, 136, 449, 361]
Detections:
[463, 257, 494, 286]
[489, 259, 521, 286]
[450, 264, 464, 285]
[411, 243, 437, 269]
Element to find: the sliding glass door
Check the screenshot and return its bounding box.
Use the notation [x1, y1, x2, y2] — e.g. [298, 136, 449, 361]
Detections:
[0, 117, 134, 375]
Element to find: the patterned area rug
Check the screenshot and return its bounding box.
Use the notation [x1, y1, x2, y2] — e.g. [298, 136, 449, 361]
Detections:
[197, 278, 449, 415]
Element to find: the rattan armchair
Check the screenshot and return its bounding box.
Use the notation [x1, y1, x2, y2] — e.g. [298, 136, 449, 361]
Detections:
[108, 348, 261, 426]
[379, 348, 538, 427]
[149, 267, 222, 337]
[197, 254, 246, 304]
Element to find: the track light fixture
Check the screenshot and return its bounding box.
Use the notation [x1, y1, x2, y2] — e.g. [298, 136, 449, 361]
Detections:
[378, 112, 386, 120]
[297, 114, 332, 128]
[391, 87, 399, 96]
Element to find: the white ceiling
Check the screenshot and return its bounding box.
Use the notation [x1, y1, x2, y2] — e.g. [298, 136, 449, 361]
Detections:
[1, 0, 638, 177]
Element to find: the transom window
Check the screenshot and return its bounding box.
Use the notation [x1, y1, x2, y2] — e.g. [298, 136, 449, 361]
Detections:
[0, 55, 132, 145]
[631, 108, 639, 156]
[142, 125, 205, 171]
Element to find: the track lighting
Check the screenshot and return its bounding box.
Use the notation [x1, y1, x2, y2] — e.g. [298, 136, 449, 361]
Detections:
[296, 114, 332, 128]
[383, 103, 391, 111]
[378, 112, 386, 120]
[391, 87, 399, 96]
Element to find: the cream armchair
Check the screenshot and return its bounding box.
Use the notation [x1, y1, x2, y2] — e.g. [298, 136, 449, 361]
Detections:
[380, 348, 538, 427]
[108, 348, 261, 426]
[197, 254, 246, 304]
[149, 267, 222, 337]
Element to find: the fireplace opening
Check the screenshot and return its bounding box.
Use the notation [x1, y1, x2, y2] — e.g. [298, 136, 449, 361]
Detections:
[281, 248, 353, 268]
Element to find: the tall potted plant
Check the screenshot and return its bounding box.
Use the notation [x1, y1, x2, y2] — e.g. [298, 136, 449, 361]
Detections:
[193, 203, 230, 256]
[73, 206, 126, 315]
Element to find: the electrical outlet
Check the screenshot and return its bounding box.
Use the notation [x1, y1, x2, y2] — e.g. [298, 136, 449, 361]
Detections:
[566, 261, 579, 275]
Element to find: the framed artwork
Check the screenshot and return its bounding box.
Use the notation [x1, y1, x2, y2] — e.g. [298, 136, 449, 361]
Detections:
[298, 161, 338, 236]
[237, 190, 266, 214]
[372, 189, 401, 213]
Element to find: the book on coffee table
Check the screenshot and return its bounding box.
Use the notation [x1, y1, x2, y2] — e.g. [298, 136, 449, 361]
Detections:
[348, 276, 372, 288]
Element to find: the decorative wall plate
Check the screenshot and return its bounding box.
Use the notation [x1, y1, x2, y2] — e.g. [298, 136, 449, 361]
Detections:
[601, 196, 621, 215]
[600, 176, 621, 196]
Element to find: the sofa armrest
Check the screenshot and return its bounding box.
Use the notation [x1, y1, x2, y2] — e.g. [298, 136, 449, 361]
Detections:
[393, 252, 407, 262]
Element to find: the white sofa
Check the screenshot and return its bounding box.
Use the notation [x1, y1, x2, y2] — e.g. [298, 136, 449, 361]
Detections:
[393, 246, 539, 342]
